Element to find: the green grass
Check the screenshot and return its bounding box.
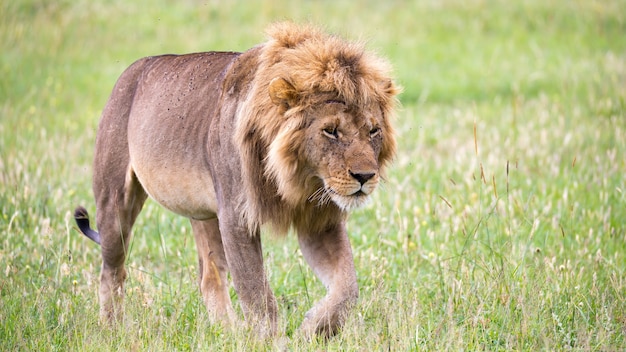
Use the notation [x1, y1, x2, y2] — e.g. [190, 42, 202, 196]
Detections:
[1, 0, 625, 350]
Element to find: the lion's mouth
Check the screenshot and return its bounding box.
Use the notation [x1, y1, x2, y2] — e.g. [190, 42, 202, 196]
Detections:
[329, 188, 368, 198]
[308, 182, 374, 210]
[351, 190, 366, 197]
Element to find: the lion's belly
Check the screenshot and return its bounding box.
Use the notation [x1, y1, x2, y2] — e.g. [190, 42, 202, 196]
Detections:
[131, 159, 218, 220]
[127, 116, 219, 220]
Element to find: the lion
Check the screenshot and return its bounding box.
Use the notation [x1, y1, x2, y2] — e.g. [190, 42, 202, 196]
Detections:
[74, 22, 399, 338]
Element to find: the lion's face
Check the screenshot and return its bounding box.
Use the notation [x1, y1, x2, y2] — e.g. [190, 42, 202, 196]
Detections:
[265, 78, 395, 212]
[301, 99, 386, 210]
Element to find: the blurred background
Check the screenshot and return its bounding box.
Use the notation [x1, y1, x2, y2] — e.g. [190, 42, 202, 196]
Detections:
[1, 0, 625, 350]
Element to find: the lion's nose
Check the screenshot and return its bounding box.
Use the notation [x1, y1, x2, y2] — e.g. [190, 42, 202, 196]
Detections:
[349, 171, 376, 185]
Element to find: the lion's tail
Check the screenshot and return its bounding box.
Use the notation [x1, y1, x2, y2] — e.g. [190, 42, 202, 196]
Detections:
[73, 206, 101, 245]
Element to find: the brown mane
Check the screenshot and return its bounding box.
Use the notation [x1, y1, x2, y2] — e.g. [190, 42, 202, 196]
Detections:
[234, 22, 400, 235]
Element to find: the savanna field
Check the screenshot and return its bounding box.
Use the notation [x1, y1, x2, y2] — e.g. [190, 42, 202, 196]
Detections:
[1, 0, 625, 350]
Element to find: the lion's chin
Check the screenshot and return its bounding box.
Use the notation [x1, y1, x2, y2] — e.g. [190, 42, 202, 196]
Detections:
[331, 192, 371, 211]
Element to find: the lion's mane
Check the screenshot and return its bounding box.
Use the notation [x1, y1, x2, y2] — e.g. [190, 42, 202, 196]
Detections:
[231, 22, 399, 235]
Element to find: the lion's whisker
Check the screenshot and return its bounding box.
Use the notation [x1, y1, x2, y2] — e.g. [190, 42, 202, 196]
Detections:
[307, 187, 323, 201]
[308, 187, 334, 207]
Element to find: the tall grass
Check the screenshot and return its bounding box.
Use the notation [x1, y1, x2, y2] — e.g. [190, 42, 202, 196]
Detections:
[1, 0, 625, 350]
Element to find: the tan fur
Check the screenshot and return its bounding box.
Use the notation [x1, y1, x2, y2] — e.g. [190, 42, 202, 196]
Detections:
[74, 22, 399, 338]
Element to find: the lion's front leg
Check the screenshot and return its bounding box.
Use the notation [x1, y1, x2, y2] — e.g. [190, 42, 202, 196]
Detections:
[297, 221, 359, 338]
[219, 218, 278, 337]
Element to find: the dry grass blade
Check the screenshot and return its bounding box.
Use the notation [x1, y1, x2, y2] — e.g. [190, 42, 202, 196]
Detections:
[439, 195, 452, 209]
[506, 160, 509, 196]
[473, 118, 478, 157]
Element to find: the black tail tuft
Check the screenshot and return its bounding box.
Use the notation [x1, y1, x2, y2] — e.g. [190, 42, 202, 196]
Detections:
[74, 206, 101, 245]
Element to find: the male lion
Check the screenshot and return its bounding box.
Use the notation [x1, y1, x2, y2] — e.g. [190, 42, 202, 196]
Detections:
[74, 22, 398, 337]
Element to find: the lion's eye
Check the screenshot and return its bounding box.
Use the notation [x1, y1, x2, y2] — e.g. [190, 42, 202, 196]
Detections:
[370, 127, 381, 138]
[323, 126, 338, 139]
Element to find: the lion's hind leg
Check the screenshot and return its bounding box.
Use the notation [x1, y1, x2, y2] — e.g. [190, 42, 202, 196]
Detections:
[191, 218, 236, 326]
[94, 165, 148, 322]
[86, 56, 153, 323]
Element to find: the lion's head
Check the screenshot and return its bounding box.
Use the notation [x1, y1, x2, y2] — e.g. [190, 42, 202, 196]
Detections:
[234, 22, 399, 234]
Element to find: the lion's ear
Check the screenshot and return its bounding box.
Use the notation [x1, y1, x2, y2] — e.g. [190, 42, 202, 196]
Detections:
[269, 77, 298, 108]
[382, 79, 401, 97]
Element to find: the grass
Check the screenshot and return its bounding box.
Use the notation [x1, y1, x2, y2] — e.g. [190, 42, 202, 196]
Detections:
[1, 0, 625, 350]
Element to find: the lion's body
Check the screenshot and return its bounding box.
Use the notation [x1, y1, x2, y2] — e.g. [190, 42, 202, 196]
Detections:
[125, 52, 238, 219]
[75, 22, 398, 337]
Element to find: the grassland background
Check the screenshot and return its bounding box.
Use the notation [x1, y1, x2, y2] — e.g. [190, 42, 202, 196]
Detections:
[1, 0, 625, 350]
